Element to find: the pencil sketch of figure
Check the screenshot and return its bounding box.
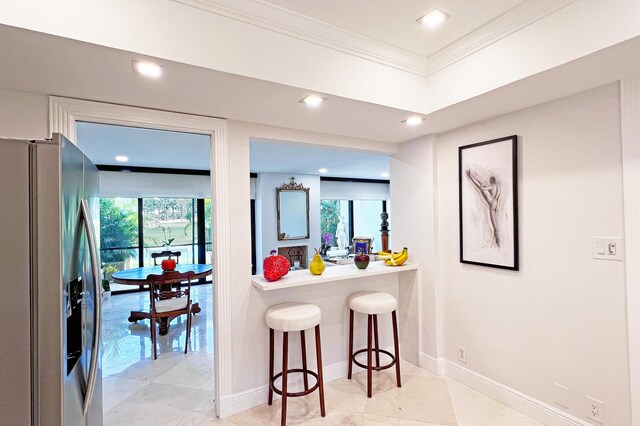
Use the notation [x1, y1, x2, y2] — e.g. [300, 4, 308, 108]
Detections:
[466, 169, 501, 248]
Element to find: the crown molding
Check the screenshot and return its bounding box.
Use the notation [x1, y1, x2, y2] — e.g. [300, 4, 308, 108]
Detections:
[171, 0, 427, 76]
[425, 0, 578, 75]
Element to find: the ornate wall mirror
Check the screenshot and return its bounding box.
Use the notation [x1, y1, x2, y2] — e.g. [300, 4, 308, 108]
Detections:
[276, 177, 310, 240]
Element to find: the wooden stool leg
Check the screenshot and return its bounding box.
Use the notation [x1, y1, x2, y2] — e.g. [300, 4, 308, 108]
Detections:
[151, 314, 158, 360]
[347, 309, 354, 380]
[184, 306, 192, 355]
[367, 314, 373, 398]
[392, 310, 402, 388]
[300, 330, 309, 391]
[268, 328, 274, 405]
[315, 325, 326, 417]
[281, 332, 289, 426]
[373, 314, 380, 367]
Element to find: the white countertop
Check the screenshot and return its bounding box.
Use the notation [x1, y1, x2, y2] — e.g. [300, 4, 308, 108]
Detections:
[251, 261, 418, 291]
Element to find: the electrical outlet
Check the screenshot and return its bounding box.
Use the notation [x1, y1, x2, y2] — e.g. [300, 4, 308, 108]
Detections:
[586, 396, 603, 424]
[457, 346, 467, 364]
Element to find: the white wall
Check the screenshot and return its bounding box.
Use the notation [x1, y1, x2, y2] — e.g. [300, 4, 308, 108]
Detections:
[99, 171, 212, 198]
[433, 84, 630, 424]
[390, 135, 438, 360]
[0, 88, 48, 139]
[254, 172, 320, 271]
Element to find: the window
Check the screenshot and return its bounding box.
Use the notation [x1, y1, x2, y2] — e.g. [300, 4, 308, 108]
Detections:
[142, 198, 197, 265]
[100, 196, 212, 293]
[320, 199, 386, 252]
[99, 198, 139, 285]
[320, 200, 349, 247]
[353, 200, 384, 252]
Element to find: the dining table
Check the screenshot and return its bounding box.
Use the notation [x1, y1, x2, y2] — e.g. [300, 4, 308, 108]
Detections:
[112, 263, 212, 335]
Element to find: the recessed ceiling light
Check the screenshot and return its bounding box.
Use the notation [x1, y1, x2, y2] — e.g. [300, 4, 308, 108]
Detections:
[115, 155, 128, 162]
[380, 172, 390, 178]
[132, 60, 164, 78]
[300, 95, 326, 107]
[318, 168, 328, 173]
[417, 9, 449, 28]
[402, 116, 424, 126]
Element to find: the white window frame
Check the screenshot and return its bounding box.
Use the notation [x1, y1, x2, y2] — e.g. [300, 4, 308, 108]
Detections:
[49, 96, 234, 418]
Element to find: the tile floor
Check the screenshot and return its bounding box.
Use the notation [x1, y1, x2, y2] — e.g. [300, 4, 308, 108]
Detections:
[102, 286, 542, 425]
[102, 285, 215, 425]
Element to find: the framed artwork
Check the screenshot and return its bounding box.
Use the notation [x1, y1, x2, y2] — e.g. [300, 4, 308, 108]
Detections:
[459, 135, 519, 270]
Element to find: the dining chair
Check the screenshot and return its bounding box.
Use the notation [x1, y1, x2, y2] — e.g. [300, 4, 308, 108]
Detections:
[146, 271, 196, 359]
[151, 250, 182, 265]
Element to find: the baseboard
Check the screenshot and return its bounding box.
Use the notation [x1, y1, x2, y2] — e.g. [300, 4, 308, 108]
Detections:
[440, 358, 592, 426]
[419, 352, 442, 376]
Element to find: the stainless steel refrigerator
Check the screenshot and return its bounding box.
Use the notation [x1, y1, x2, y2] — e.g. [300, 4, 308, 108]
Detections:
[0, 134, 103, 425]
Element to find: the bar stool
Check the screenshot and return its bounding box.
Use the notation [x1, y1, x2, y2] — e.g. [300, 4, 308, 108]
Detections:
[347, 291, 401, 398]
[266, 302, 326, 426]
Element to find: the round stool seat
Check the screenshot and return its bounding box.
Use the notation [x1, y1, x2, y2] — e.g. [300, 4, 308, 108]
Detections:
[348, 292, 397, 315]
[266, 303, 321, 332]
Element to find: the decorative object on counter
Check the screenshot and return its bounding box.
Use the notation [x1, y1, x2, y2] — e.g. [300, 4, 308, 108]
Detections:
[335, 215, 349, 251]
[277, 177, 310, 241]
[459, 135, 519, 270]
[380, 211, 390, 253]
[310, 249, 326, 275]
[263, 250, 291, 282]
[161, 256, 177, 271]
[354, 250, 370, 270]
[320, 233, 333, 256]
[352, 236, 373, 255]
[380, 247, 409, 266]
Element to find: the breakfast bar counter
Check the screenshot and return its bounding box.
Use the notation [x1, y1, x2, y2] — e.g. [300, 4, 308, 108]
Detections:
[245, 259, 422, 397]
[251, 261, 419, 291]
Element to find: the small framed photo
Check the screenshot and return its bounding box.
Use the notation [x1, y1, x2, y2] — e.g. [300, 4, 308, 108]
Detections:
[459, 135, 519, 270]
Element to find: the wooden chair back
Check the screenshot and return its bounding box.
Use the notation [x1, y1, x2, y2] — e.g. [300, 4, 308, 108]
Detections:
[151, 250, 182, 266]
[146, 271, 195, 313]
[145, 270, 196, 359]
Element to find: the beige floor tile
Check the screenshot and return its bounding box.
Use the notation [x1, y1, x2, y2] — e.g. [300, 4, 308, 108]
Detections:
[154, 352, 215, 390]
[268, 393, 362, 426]
[104, 383, 214, 426]
[362, 374, 456, 425]
[102, 376, 147, 412]
[446, 379, 542, 426]
[362, 413, 447, 425]
[177, 402, 280, 425]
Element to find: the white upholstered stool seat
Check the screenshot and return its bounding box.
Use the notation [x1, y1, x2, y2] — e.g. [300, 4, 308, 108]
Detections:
[266, 303, 322, 332]
[348, 291, 397, 315]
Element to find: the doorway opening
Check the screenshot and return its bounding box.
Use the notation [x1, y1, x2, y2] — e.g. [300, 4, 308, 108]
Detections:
[77, 121, 216, 423]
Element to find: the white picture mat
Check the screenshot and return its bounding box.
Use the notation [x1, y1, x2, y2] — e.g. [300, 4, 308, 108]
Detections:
[460, 138, 516, 268]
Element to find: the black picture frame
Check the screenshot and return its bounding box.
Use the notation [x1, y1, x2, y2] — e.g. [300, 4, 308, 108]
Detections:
[458, 135, 519, 271]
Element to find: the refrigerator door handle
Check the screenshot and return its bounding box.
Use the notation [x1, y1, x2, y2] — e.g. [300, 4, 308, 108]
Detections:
[80, 199, 101, 415]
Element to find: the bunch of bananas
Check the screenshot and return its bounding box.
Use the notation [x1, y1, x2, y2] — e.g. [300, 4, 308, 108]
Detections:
[378, 247, 409, 266]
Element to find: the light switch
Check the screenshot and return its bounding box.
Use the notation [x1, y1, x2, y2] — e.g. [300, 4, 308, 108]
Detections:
[592, 237, 623, 261]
